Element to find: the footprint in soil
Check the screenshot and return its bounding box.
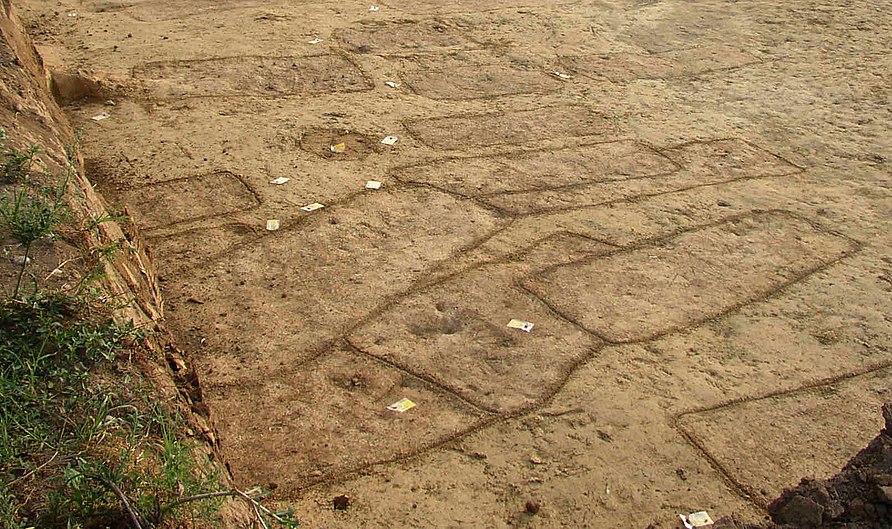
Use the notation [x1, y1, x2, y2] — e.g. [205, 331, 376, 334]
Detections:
[409, 314, 464, 336]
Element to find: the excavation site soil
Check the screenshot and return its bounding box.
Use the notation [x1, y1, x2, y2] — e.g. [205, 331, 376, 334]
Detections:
[19, 0, 892, 526]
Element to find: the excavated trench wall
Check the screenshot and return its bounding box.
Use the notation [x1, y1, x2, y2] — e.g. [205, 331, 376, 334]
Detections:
[0, 1, 244, 522]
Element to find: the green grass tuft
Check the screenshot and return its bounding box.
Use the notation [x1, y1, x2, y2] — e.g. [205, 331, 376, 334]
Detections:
[0, 131, 239, 528]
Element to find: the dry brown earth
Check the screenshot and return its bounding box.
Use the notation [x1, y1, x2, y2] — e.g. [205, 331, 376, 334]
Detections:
[17, 0, 892, 527]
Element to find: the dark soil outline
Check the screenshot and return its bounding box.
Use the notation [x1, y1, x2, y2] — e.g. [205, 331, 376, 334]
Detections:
[661, 137, 806, 173]
[673, 362, 892, 510]
[481, 137, 804, 215]
[130, 52, 375, 100]
[158, 145, 835, 499]
[331, 17, 488, 58]
[347, 275, 607, 415]
[558, 44, 763, 83]
[89, 0, 316, 23]
[506, 170, 805, 219]
[401, 103, 620, 150]
[213, 340, 498, 496]
[398, 55, 565, 101]
[520, 209, 863, 345]
[376, 0, 581, 17]
[389, 137, 804, 217]
[390, 138, 682, 196]
[123, 170, 262, 232]
[145, 221, 261, 276]
[207, 210, 862, 499]
[155, 178, 512, 276]
[144, 134, 805, 285]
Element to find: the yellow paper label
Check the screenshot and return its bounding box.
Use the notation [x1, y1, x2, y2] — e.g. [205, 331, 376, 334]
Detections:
[507, 319, 534, 332]
[387, 398, 416, 413]
[300, 203, 325, 212]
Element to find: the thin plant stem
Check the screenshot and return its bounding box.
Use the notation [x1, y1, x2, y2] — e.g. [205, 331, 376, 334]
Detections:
[162, 490, 236, 511]
[89, 475, 144, 529]
[13, 242, 31, 299]
[161, 488, 295, 528]
[6, 450, 58, 487]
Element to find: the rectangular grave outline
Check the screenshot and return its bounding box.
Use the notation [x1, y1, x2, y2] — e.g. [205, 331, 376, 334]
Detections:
[100, 0, 326, 22]
[674, 362, 892, 508]
[479, 137, 804, 215]
[146, 221, 262, 273]
[560, 44, 762, 83]
[333, 18, 488, 58]
[394, 137, 802, 216]
[162, 185, 514, 294]
[252, 233, 609, 487]
[399, 54, 564, 101]
[378, 0, 580, 16]
[389, 139, 683, 205]
[403, 104, 621, 150]
[520, 210, 862, 344]
[346, 233, 611, 414]
[208, 346, 494, 496]
[131, 53, 374, 100]
[662, 137, 805, 175]
[125, 171, 261, 231]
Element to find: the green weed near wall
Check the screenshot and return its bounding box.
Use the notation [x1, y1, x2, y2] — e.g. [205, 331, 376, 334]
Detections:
[0, 131, 298, 528]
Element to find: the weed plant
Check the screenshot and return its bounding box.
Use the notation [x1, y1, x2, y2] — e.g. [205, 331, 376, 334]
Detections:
[0, 131, 259, 528]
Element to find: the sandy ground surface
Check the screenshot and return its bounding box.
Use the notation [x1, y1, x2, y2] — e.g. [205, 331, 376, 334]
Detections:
[17, 0, 892, 527]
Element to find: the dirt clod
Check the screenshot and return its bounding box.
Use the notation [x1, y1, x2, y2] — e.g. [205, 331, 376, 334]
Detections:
[774, 495, 825, 527]
[333, 494, 350, 511]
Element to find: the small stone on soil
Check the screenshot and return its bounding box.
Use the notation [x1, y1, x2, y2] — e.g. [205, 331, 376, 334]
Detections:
[525, 500, 540, 515]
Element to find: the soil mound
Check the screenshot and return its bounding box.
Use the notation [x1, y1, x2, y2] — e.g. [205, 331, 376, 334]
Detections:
[716, 402, 892, 529]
